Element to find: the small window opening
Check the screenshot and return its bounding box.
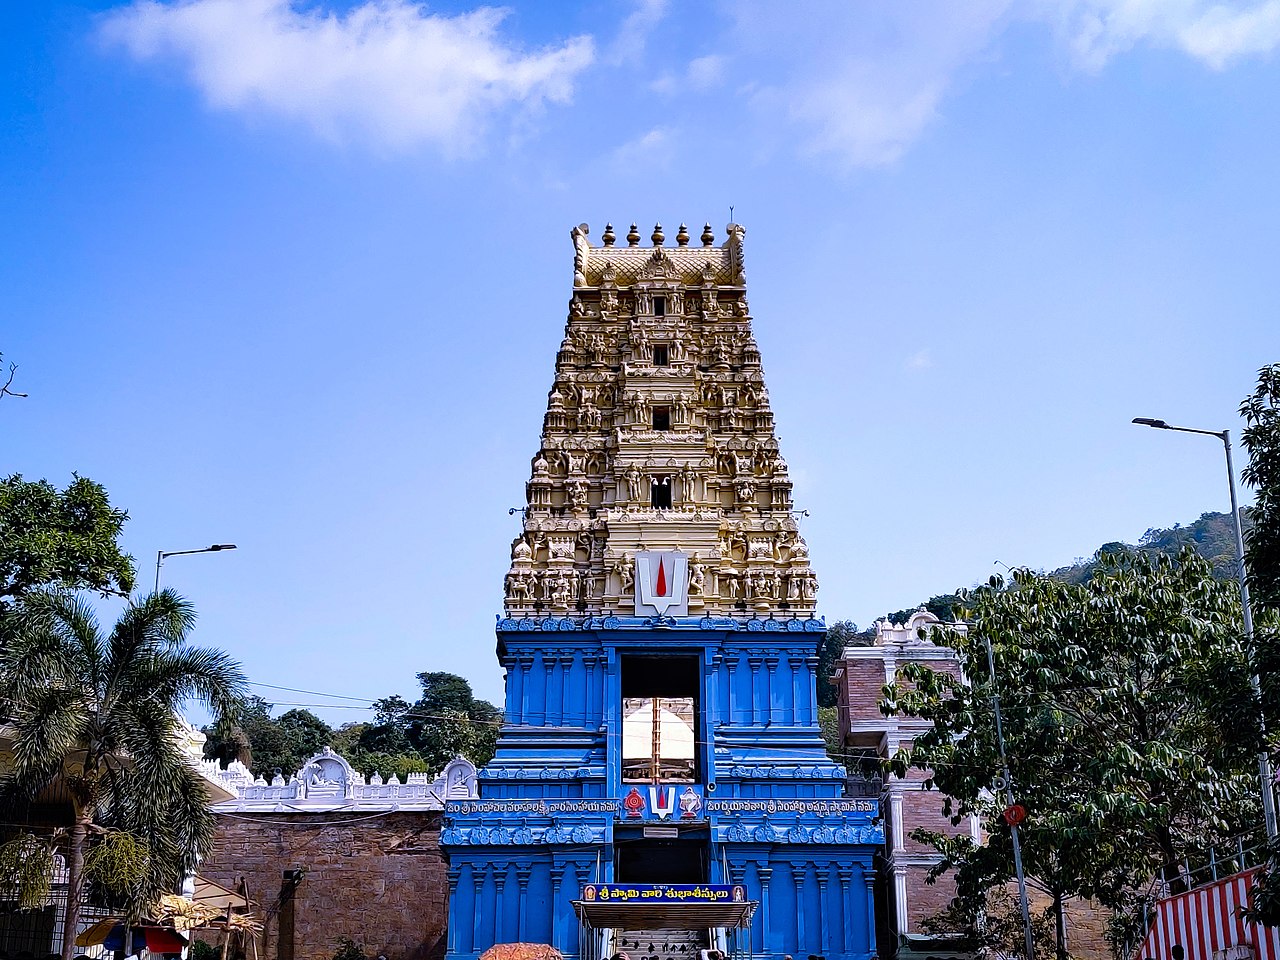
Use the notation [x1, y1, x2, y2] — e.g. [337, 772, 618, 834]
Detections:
[651, 475, 672, 509]
[654, 297, 666, 317]
[652, 344, 669, 366]
[652, 406, 671, 431]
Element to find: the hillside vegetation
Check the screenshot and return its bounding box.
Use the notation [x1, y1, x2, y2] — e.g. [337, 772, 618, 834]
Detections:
[885, 510, 1248, 624]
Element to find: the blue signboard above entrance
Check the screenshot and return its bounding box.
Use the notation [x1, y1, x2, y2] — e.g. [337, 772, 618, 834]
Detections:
[581, 885, 747, 904]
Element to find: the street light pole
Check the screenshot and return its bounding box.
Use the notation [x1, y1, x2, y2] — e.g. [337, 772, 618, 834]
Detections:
[155, 543, 238, 593]
[984, 634, 1037, 959]
[1132, 417, 1278, 840]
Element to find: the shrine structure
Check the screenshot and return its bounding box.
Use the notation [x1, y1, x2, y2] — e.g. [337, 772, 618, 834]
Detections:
[441, 222, 881, 960]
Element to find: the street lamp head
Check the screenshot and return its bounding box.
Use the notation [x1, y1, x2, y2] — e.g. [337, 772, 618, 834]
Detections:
[208, 544, 237, 551]
[1132, 418, 1169, 429]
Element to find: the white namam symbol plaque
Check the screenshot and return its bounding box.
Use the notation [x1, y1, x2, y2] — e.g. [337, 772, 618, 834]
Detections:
[634, 550, 689, 616]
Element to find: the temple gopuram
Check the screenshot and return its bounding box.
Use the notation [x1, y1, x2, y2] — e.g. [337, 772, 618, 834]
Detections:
[441, 222, 881, 960]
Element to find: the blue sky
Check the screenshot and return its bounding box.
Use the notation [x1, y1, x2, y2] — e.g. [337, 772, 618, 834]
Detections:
[3, 0, 1278, 719]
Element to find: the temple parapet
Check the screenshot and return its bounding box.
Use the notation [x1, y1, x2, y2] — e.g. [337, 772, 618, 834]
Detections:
[210, 747, 478, 812]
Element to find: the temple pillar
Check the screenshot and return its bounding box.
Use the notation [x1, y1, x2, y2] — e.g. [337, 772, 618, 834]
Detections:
[472, 863, 487, 952]
[762, 660, 773, 727]
[748, 656, 763, 724]
[790, 654, 805, 725]
[816, 860, 831, 954]
[494, 867, 508, 944]
[515, 863, 532, 942]
[863, 867, 876, 955]
[756, 862, 773, 953]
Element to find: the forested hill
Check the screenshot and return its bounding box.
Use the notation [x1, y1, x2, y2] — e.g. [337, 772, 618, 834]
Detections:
[1048, 510, 1246, 585]
[885, 510, 1247, 623]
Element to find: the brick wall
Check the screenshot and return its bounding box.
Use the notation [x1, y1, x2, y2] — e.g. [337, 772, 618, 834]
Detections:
[201, 811, 447, 960]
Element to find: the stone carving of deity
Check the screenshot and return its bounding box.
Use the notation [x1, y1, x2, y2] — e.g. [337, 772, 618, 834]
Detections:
[570, 297, 586, 318]
[613, 555, 635, 593]
[566, 478, 587, 509]
[679, 463, 700, 503]
[801, 572, 818, 600]
[688, 555, 706, 596]
[737, 478, 755, 504]
[673, 394, 689, 424]
[630, 325, 650, 362]
[624, 463, 643, 501]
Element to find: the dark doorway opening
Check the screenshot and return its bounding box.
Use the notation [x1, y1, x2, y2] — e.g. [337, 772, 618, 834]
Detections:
[616, 838, 706, 883]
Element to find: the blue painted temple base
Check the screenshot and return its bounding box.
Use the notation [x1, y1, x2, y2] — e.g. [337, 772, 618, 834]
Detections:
[442, 618, 882, 960]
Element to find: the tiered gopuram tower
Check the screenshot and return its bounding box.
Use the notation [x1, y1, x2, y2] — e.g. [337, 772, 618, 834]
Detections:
[442, 223, 880, 960]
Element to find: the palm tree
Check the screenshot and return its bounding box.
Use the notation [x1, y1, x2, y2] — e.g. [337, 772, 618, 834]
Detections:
[0, 588, 246, 960]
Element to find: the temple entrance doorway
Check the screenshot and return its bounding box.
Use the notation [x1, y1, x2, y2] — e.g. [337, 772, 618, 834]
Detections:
[615, 837, 707, 884]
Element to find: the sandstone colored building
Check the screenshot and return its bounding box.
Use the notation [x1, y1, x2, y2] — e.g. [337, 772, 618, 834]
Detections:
[200, 751, 476, 960]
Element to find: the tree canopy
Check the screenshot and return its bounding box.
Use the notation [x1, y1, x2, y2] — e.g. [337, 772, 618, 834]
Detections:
[205, 671, 503, 782]
[203, 696, 333, 779]
[883, 549, 1262, 955]
[1243, 362, 1280, 612]
[0, 474, 135, 606]
[0, 589, 245, 959]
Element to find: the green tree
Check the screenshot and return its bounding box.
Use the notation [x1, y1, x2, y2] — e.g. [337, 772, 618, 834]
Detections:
[816, 621, 858, 707]
[203, 697, 332, 779]
[0, 589, 245, 959]
[816, 706, 842, 762]
[406, 672, 501, 770]
[0, 474, 135, 607]
[1243, 362, 1280, 612]
[356, 695, 414, 755]
[883, 550, 1261, 956]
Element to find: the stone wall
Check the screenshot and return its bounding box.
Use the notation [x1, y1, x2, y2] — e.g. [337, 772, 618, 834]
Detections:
[201, 811, 447, 960]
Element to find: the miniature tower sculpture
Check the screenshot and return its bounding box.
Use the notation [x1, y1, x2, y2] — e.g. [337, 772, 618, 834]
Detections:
[442, 224, 880, 960]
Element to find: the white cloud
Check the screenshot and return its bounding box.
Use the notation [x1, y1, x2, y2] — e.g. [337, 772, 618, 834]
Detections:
[687, 54, 726, 89]
[905, 350, 934, 371]
[722, 0, 1280, 168]
[99, 0, 595, 155]
[726, 0, 1015, 167]
[610, 125, 674, 170]
[609, 0, 669, 59]
[1050, 0, 1280, 71]
[650, 52, 727, 96]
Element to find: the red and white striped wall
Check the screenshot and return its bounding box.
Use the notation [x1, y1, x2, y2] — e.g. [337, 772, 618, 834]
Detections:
[1135, 868, 1280, 960]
